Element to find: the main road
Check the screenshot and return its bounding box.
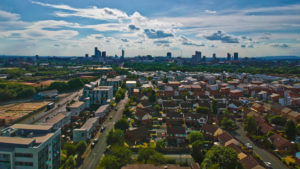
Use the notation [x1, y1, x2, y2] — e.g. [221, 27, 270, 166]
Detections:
[78, 92, 129, 169]
[230, 123, 288, 169]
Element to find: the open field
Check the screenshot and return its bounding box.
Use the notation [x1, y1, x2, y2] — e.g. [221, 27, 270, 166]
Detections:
[17, 80, 57, 87]
[0, 101, 50, 125]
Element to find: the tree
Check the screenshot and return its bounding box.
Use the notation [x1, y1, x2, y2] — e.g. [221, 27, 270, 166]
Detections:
[109, 146, 132, 167]
[123, 104, 132, 117]
[221, 117, 235, 130]
[285, 120, 296, 141]
[49, 81, 68, 92]
[155, 140, 165, 152]
[65, 155, 76, 169]
[269, 115, 287, 126]
[188, 132, 204, 144]
[201, 146, 242, 169]
[211, 100, 217, 114]
[99, 155, 121, 169]
[196, 106, 210, 114]
[114, 118, 129, 131]
[154, 104, 161, 113]
[137, 148, 166, 164]
[149, 90, 157, 103]
[106, 129, 124, 146]
[76, 141, 87, 155]
[297, 125, 300, 136]
[191, 140, 211, 164]
[63, 142, 77, 156]
[244, 116, 257, 135]
[67, 78, 84, 90]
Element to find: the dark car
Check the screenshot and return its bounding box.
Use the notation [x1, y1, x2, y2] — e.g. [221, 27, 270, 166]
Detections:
[101, 126, 106, 132]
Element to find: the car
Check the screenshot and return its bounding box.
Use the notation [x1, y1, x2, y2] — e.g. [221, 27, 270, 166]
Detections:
[115, 107, 118, 111]
[264, 162, 272, 168]
[245, 143, 253, 149]
[110, 116, 113, 120]
[93, 138, 99, 143]
[100, 126, 106, 132]
[91, 142, 95, 148]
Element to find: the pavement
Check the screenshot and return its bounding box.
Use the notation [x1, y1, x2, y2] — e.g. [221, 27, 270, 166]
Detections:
[230, 123, 288, 169]
[78, 93, 129, 169]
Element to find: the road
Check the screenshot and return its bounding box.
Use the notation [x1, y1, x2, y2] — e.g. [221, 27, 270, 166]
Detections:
[230, 124, 288, 169]
[79, 93, 129, 169]
[20, 89, 82, 124]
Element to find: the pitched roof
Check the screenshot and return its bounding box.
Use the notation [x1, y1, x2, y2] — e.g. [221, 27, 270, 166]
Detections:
[218, 131, 233, 143]
[167, 126, 186, 135]
[240, 155, 259, 169]
[201, 124, 218, 134]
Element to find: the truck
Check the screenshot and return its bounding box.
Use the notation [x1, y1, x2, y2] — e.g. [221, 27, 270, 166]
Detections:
[47, 102, 55, 110]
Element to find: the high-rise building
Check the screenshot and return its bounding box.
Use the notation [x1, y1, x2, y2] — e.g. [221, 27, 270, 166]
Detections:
[203, 56, 206, 62]
[192, 51, 201, 63]
[227, 53, 231, 60]
[102, 51, 106, 58]
[0, 124, 61, 169]
[212, 53, 217, 60]
[234, 52, 239, 60]
[167, 52, 172, 58]
[94, 47, 101, 58]
[121, 49, 125, 60]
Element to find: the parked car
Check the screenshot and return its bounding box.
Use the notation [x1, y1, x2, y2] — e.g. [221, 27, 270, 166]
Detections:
[110, 116, 113, 120]
[93, 138, 99, 143]
[101, 126, 106, 132]
[264, 162, 272, 168]
[91, 142, 95, 148]
[245, 143, 253, 149]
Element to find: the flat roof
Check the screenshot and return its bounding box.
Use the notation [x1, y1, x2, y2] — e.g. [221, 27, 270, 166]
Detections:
[69, 101, 85, 108]
[95, 104, 110, 114]
[126, 81, 136, 84]
[0, 136, 34, 145]
[43, 113, 66, 125]
[35, 133, 54, 144]
[11, 124, 53, 131]
[77, 117, 98, 131]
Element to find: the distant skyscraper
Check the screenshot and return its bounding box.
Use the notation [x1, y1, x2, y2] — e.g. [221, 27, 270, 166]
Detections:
[203, 56, 206, 62]
[85, 54, 89, 58]
[102, 51, 106, 58]
[234, 52, 239, 60]
[227, 53, 231, 60]
[167, 52, 172, 58]
[94, 47, 101, 58]
[212, 53, 217, 60]
[121, 49, 125, 60]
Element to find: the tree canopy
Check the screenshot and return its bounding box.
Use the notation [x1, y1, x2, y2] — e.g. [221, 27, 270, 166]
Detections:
[285, 120, 296, 141]
[114, 118, 129, 131]
[188, 132, 204, 144]
[106, 129, 125, 146]
[244, 116, 257, 135]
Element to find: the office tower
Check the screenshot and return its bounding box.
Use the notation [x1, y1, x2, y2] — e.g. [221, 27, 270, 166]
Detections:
[195, 51, 201, 62]
[0, 124, 61, 169]
[212, 53, 217, 60]
[121, 49, 125, 60]
[94, 47, 101, 58]
[203, 56, 206, 62]
[167, 52, 172, 58]
[102, 51, 106, 58]
[227, 53, 231, 60]
[234, 52, 239, 60]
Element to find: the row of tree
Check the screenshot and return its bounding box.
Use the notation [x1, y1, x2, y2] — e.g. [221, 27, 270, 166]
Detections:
[48, 77, 94, 92]
[0, 82, 36, 101]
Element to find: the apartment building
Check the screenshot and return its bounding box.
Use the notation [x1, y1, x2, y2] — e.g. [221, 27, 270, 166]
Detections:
[0, 124, 61, 169]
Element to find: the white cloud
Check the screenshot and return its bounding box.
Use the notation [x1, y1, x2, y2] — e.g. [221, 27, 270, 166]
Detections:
[204, 10, 216, 14]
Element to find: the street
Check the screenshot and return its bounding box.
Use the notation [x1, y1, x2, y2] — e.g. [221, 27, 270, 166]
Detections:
[78, 92, 129, 169]
[231, 124, 288, 169]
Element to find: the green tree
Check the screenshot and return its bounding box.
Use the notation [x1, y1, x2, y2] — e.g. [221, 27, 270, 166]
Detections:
[269, 115, 287, 126]
[153, 104, 161, 113]
[76, 141, 87, 155]
[63, 142, 76, 156]
[149, 90, 157, 103]
[244, 116, 257, 135]
[285, 120, 296, 141]
[196, 106, 210, 114]
[221, 117, 235, 130]
[106, 129, 125, 146]
[201, 146, 242, 169]
[188, 132, 204, 144]
[49, 81, 68, 92]
[191, 140, 211, 164]
[99, 155, 121, 169]
[65, 155, 76, 169]
[297, 125, 300, 136]
[123, 104, 132, 117]
[137, 148, 166, 164]
[114, 118, 129, 131]
[109, 146, 132, 167]
[67, 78, 84, 90]
[155, 140, 165, 152]
[211, 100, 217, 114]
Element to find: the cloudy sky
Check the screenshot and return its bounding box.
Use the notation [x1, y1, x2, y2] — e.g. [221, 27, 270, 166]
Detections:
[0, 0, 300, 57]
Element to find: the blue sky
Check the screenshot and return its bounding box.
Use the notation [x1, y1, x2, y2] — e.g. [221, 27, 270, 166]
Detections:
[0, 0, 300, 57]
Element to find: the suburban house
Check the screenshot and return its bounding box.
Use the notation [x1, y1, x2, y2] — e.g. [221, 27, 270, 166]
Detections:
[269, 134, 294, 152]
[166, 126, 187, 145]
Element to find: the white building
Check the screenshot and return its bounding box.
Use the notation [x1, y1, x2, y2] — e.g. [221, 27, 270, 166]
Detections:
[67, 101, 88, 117]
[0, 124, 61, 169]
[73, 117, 99, 143]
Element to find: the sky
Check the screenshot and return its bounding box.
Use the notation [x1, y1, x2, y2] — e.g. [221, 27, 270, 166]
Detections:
[0, 0, 300, 57]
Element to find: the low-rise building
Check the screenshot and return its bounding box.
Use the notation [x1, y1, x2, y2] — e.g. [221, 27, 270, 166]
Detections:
[67, 101, 88, 117]
[73, 117, 99, 143]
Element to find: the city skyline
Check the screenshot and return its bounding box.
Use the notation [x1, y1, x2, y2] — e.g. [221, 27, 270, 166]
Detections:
[0, 0, 300, 57]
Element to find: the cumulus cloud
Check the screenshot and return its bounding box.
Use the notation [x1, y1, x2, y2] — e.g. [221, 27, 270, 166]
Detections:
[144, 29, 173, 39]
[271, 43, 289, 48]
[204, 31, 239, 43]
[204, 10, 216, 14]
[128, 24, 140, 31]
[153, 40, 170, 44]
[121, 38, 129, 42]
[182, 42, 205, 47]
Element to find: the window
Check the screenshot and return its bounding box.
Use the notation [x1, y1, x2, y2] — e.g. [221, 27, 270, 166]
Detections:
[15, 161, 33, 166]
[15, 153, 33, 158]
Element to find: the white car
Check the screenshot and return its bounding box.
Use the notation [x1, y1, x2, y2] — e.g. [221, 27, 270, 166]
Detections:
[264, 162, 272, 168]
[245, 143, 253, 149]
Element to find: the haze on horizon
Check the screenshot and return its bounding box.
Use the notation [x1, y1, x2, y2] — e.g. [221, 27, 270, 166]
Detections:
[0, 0, 300, 57]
